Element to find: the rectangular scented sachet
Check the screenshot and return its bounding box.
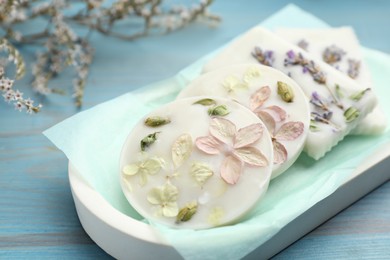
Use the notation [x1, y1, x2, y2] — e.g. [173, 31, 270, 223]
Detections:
[203, 27, 378, 160]
[275, 27, 387, 135]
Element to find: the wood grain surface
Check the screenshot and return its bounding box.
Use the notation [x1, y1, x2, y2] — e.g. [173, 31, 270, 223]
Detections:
[1, 0, 389, 259]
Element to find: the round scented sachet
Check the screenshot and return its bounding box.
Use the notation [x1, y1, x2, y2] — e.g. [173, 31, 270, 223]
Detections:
[177, 64, 310, 179]
[120, 96, 273, 229]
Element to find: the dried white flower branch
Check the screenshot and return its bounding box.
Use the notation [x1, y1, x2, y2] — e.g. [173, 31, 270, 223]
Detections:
[0, 0, 219, 112]
[0, 38, 42, 113]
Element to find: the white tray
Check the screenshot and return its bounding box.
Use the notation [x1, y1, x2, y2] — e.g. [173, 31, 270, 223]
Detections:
[69, 141, 390, 259]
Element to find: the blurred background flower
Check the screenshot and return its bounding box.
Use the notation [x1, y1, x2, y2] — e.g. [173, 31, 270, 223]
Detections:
[0, 0, 219, 113]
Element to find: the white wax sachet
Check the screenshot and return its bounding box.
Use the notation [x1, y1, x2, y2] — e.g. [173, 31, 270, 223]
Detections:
[178, 64, 310, 179]
[120, 97, 273, 229]
[203, 27, 378, 160]
[275, 27, 387, 135]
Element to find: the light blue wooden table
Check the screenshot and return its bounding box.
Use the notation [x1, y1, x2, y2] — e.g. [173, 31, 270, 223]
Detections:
[1, 0, 389, 259]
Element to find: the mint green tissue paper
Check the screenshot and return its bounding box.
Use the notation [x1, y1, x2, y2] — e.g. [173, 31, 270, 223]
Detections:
[44, 4, 390, 260]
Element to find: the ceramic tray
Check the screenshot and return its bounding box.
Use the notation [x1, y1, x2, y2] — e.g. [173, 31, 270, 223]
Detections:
[69, 141, 390, 259]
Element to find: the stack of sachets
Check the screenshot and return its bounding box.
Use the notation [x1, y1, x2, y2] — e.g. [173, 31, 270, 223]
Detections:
[119, 26, 385, 230]
[274, 27, 387, 135]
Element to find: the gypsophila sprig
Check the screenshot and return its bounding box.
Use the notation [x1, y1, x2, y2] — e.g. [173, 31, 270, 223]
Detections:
[0, 39, 42, 113]
[0, 77, 42, 114]
[0, 0, 220, 113]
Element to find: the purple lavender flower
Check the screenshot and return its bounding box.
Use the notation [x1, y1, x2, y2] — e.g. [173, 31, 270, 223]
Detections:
[287, 50, 295, 59]
[264, 50, 274, 64]
[284, 51, 327, 84]
[310, 91, 328, 111]
[311, 112, 325, 123]
[322, 45, 345, 65]
[297, 39, 308, 50]
[252, 46, 274, 66]
[312, 91, 320, 101]
[323, 111, 333, 120]
[312, 71, 326, 84]
[311, 112, 332, 124]
[348, 59, 361, 79]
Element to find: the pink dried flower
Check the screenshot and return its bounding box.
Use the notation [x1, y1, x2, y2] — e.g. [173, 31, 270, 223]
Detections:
[195, 118, 268, 185]
[250, 86, 304, 165]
